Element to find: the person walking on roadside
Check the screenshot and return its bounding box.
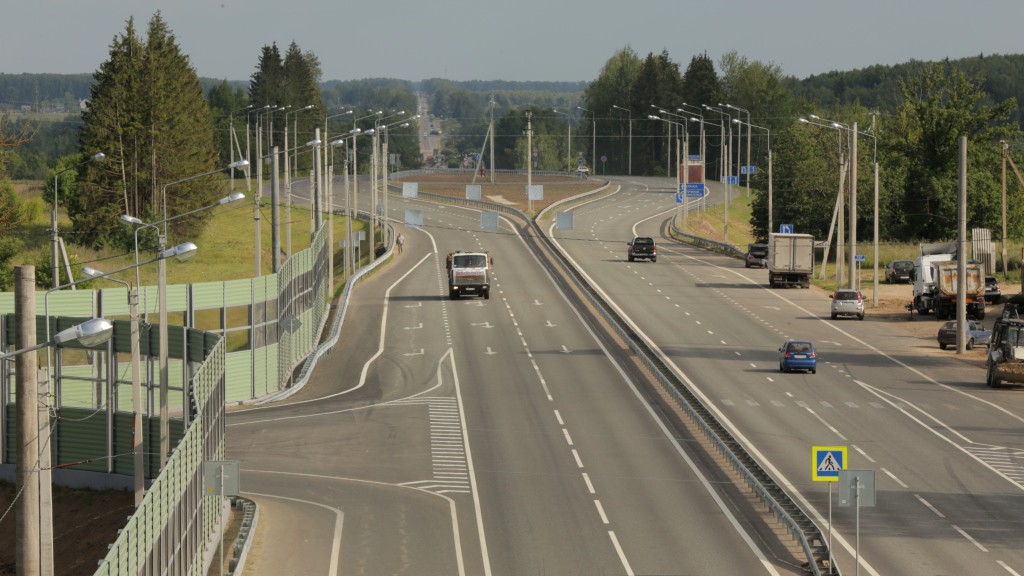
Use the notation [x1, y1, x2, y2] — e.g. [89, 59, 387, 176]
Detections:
[396, 232, 405, 254]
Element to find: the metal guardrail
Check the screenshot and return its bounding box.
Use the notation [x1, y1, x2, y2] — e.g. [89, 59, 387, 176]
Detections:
[262, 210, 393, 402]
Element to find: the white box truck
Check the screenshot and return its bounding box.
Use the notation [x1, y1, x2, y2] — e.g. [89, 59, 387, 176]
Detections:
[768, 233, 814, 289]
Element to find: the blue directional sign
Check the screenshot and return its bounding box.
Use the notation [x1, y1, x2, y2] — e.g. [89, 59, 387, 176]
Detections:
[855, 254, 866, 262]
[675, 191, 684, 204]
[721, 176, 739, 185]
[740, 165, 758, 175]
[812, 446, 847, 482]
[688, 155, 703, 162]
[686, 183, 705, 197]
[779, 223, 793, 234]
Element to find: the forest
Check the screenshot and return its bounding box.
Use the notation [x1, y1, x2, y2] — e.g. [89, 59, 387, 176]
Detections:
[1, 31, 1023, 272]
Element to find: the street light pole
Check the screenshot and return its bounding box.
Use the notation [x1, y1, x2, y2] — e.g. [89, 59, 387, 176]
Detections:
[155, 162, 246, 468]
[553, 109, 572, 172]
[724, 103, 751, 195]
[733, 118, 772, 236]
[577, 106, 596, 172]
[51, 152, 104, 288]
[612, 105, 632, 175]
[352, 110, 383, 221]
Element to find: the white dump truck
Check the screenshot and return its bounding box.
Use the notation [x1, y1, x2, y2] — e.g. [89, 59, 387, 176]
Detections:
[446, 251, 492, 299]
[912, 252, 985, 319]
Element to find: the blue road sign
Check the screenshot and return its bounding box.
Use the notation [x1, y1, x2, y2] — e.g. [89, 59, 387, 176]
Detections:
[855, 254, 866, 262]
[720, 175, 739, 185]
[675, 191, 684, 204]
[779, 224, 793, 234]
[812, 446, 847, 482]
[740, 165, 758, 175]
[686, 183, 705, 197]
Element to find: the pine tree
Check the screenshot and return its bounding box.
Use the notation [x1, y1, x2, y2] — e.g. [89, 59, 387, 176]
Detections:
[75, 12, 218, 249]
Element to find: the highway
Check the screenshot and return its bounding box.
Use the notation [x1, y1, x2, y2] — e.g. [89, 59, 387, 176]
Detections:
[549, 177, 1024, 576]
[227, 180, 802, 574]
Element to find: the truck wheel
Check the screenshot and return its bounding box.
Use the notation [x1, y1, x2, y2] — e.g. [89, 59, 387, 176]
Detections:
[987, 364, 1003, 388]
[651, 256, 657, 263]
[450, 291, 458, 300]
[976, 308, 986, 321]
[967, 338, 974, 350]
[484, 289, 490, 300]
[858, 313, 864, 320]
[628, 255, 634, 262]
[940, 343, 947, 350]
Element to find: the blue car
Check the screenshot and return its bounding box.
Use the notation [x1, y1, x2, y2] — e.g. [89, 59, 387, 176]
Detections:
[779, 340, 817, 374]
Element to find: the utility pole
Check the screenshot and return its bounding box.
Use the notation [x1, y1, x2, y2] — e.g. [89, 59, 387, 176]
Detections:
[1002, 140, 1008, 277]
[16, 265, 40, 576]
[849, 122, 858, 289]
[489, 96, 496, 183]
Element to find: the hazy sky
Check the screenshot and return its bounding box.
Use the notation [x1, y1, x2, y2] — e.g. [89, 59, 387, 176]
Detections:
[2, 0, 1020, 84]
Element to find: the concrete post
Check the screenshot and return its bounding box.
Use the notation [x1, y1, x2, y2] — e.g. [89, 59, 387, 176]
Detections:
[15, 265, 40, 576]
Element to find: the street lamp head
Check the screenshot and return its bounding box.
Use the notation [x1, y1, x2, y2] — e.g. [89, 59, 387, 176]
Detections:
[90, 152, 106, 162]
[159, 241, 198, 262]
[54, 318, 114, 347]
[809, 114, 821, 120]
[218, 192, 246, 204]
[798, 117, 810, 123]
[329, 139, 346, 147]
[120, 214, 145, 225]
[350, 128, 362, 134]
[81, 266, 103, 279]
[305, 138, 321, 147]
[648, 115, 661, 121]
[363, 129, 376, 136]
[227, 159, 249, 169]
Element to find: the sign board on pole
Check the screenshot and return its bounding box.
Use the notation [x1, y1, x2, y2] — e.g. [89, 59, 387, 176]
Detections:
[527, 185, 544, 201]
[203, 460, 240, 496]
[838, 470, 876, 507]
[466, 184, 482, 200]
[686, 183, 705, 198]
[721, 175, 739, 185]
[812, 446, 847, 482]
[740, 165, 758, 175]
[405, 208, 423, 227]
[675, 191, 684, 204]
[779, 224, 794, 234]
[556, 212, 573, 230]
[854, 254, 866, 262]
[481, 212, 499, 230]
[402, 182, 418, 198]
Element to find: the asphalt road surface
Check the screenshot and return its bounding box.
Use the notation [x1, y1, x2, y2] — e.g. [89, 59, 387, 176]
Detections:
[227, 183, 801, 575]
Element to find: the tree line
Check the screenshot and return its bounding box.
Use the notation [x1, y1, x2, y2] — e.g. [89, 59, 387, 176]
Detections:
[1, 14, 1023, 288]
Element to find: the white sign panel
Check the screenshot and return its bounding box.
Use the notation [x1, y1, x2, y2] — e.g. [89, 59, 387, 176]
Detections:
[405, 208, 423, 227]
[402, 182, 418, 198]
[466, 184, 482, 200]
[527, 185, 544, 201]
[481, 212, 499, 230]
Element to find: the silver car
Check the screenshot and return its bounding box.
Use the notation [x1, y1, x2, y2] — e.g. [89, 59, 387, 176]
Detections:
[831, 289, 865, 320]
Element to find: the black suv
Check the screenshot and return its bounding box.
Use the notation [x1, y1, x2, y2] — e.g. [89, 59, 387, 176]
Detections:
[885, 260, 914, 284]
[627, 237, 656, 262]
[745, 243, 768, 268]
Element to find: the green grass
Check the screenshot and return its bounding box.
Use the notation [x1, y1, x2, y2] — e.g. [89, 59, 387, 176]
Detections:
[12, 180, 363, 293]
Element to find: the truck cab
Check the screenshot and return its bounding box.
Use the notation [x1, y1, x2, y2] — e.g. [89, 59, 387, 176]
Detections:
[447, 251, 492, 299]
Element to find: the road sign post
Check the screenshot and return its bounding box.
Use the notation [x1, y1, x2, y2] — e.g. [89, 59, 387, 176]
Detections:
[814, 445, 847, 574]
[839, 469, 875, 576]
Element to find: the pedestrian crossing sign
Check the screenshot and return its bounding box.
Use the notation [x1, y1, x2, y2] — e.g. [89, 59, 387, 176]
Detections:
[812, 446, 847, 482]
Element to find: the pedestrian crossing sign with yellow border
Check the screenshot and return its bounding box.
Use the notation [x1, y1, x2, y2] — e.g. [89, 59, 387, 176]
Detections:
[812, 446, 847, 482]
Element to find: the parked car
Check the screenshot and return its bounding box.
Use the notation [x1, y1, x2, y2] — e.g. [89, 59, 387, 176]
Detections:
[779, 340, 817, 373]
[985, 276, 1002, 304]
[745, 243, 768, 268]
[937, 319, 991, 350]
[885, 260, 914, 284]
[830, 289, 865, 320]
